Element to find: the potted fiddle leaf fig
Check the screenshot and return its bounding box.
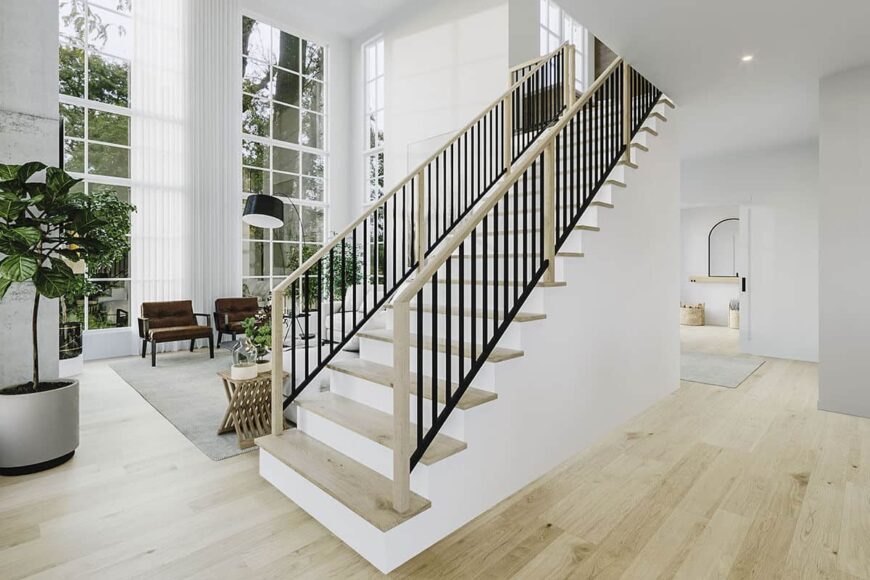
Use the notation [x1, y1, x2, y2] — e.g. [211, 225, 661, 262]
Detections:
[0, 162, 134, 475]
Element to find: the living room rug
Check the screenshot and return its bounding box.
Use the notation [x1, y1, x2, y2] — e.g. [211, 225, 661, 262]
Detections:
[681, 351, 765, 388]
[109, 349, 256, 461]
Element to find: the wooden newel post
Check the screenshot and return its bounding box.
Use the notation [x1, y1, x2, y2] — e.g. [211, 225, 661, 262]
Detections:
[543, 140, 556, 283]
[271, 290, 285, 436]
[415, 169, 426, 272]
[623, 61, 632, 164]
[503, 92, 513, 173]
[564, 44, 575, 107]
[391, 300, 411, 513]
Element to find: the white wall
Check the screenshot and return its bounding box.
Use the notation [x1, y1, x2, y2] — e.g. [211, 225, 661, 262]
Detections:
[680, 206, 740, 326]
[0, 0, 61, 385]
[352, 0, 510, 193]
[508, 0, 539, 67]
[818, 65, 870, 418]
[682, 142, 819, 362]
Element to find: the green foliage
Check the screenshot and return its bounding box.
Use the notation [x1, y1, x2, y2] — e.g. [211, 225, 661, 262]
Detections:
[0, 162, 135, 386]
[242, 307, 272, 361]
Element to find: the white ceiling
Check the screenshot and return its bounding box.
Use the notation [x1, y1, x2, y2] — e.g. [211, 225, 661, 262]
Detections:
[277, 0, 416, 38]
[563, 0, 870, 158]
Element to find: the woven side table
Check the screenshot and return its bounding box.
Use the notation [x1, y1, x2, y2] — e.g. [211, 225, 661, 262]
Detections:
[217, 369, 289, 449]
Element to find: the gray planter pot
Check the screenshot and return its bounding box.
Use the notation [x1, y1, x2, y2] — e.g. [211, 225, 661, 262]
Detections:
[0, 380, 79, 475]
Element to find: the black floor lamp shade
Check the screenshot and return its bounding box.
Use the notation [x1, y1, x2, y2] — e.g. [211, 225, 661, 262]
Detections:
[243, 194, 284, 229]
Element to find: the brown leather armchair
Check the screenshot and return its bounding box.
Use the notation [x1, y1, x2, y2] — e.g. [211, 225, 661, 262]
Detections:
[213, 297, 260, 346]
[138, 300, 213, 366]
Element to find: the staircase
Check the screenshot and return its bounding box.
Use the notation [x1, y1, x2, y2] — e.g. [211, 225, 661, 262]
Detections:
[256, 46, 674, 573]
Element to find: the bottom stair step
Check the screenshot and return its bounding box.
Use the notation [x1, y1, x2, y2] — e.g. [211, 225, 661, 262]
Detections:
[256, 430, 431, 532]
[296, 391, 468, 466]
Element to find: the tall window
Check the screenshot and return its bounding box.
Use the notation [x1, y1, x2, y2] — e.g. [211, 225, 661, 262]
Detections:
[540, 0, 588, 93]
[363, 38, 384, 204]
[58, 0, 133, 331]
[241, 16, 328, 300]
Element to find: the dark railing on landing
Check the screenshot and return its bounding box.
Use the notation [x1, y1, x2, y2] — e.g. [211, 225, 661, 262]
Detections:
[630, 68, 662, 137]
[272, 44, 573, 410]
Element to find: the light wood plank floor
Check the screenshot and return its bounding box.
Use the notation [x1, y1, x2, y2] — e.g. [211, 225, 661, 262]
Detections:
[1, 326, 868, 579]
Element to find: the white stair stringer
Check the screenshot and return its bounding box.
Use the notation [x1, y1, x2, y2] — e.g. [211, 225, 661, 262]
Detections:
[258, 99, 679, 574]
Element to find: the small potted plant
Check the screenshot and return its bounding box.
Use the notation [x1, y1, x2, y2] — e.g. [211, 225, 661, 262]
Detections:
[0, 162, 134, 475]
[242, 306, 272, 373]
[729, 299, 740, 329]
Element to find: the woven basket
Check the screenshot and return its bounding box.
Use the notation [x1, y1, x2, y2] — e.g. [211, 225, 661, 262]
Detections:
[680, 304, 705, 326]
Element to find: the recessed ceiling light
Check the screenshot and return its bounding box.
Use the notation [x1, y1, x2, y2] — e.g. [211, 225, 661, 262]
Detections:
[741, 55, 754, 62]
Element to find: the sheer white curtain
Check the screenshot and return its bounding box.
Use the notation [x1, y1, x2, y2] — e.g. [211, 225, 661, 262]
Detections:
[131, 0, 241, 352]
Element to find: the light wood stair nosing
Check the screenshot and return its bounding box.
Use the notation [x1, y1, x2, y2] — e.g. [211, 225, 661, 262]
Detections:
[357, 328, 524, 363]
[256, 430, 431, 532]
[327, 358, 497, 411]
[386, 302, 545, 323]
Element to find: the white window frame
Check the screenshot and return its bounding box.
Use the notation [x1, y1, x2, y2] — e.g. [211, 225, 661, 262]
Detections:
[362, 36, 385, 206]
[240, 14, 331, 300]
[59, 0, 134, 333]
[540, 0, 590, 93]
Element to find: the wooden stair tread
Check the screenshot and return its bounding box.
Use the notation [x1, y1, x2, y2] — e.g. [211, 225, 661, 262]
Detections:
[401, 303, 546, 323]
[256, 430, 430, 532]
[435, 278, 567, 288]
[358, 328, 524, 363]
[449, 252, 583, 259]
[631, 143, 649, 152]
[476, 225, 599, 235]
[297, 392, 467, 466]
[650, 111, 668, 122]
[501, 200, 614, 215]
[660, 97, 676, 108]
[328, 358, 497, 411]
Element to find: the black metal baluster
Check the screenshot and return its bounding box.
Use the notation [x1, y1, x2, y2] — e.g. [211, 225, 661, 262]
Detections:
[431, 272, 438, 430]
[303, 274, 310, 378]
[513, 164, 519, 303]
[523, 163, 528, 288]
[317, 261, 322, 365]
[445, 256, 452, 404]
[434, 155, 440, 243]
[504, 187, 509, 322]
[416, 288, 423, 447]
[482, 214, 488, 348]
[493, 202, 499, 333]
[291, 279, 296, 392]
[471, 222, 477, 363]
[330, 247, 336, 349]
[363, 219, 368, 323]
[458, 240, 464, 400]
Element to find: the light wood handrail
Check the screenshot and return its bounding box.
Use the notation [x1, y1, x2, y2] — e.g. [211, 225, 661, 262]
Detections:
[392, 57, 624, 305]
[271, 42, 571, 296]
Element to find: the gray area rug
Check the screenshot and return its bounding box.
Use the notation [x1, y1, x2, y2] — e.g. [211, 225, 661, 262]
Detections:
[109, 349, 256, 461]
[681, 351, 765, 388]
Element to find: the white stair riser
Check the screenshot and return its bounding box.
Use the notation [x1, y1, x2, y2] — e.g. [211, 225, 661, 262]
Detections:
[565, 130, 649, 150]
[432, 277, 548, 306]
[295, 405, 433, 498]
[358, 336, 500, 392]
[385, 309, 524, 350]
[466, 231, 585, 257]
[445, 255, 567, 280]
[499, 183, 619, 211]
[329, 370, 467, 440]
